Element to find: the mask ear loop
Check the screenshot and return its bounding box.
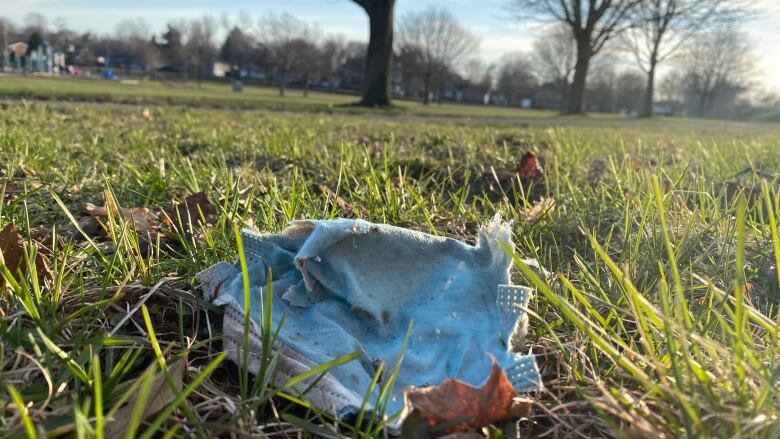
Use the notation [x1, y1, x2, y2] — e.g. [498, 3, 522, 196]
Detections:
[241, 230, 264, 263]
[496, 285, 530, 341]
[505, 355, 542, 391]
[496, 285, 542, 391]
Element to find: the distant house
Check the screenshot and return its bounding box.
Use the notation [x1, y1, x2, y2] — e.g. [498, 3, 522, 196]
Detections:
[7, 42, 28, 58]
[7, 40, 64, 73]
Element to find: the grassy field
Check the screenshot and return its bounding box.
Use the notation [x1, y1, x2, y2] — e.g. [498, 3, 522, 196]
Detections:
[2, 100, 780, 438]
[0, 75, 565, 119]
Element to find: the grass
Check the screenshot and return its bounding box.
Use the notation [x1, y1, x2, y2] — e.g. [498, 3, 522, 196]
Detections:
[1, 100, 780, 437]
[0, 75, 564, 119]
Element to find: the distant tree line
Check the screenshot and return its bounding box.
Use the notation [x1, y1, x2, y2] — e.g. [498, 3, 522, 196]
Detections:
[1, 0, 775, 118]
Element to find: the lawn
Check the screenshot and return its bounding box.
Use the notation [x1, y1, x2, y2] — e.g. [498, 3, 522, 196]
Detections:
[0, 75, 562, 119]
[1, 101, 780, 437]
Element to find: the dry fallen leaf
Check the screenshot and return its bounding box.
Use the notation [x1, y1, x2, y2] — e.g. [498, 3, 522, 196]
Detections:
[405, 359, 532, 433]
[104, 359, 185, 439]
[85, 203, 160, 238]
[587, 158, 608, 183]
[161, 192, 218, 230]
[524, 197, 555, 226]
[721, 182, 761, 206]
[0, 222, 53, 284]
[515, 152, 543, 183]
[314, 184, 355, 218]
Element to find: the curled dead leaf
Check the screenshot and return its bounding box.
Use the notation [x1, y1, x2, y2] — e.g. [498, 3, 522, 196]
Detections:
[516, 152, 543, 183]
[313, 184, 355, 218]
[404, 358, 532, 434]
[0, 222, 53, 284]
[161, 192, 218, 230]
[104, 359, 185, 438]
[524, 197, 555, 226]
[721, 182, 761, 206]
[85, 203, 160, 238]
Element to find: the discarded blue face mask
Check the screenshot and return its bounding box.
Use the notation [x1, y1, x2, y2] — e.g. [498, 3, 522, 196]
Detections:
[197, 215, 542, 424]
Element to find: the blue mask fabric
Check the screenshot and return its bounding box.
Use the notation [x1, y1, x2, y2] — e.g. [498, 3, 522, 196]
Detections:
[197, 215, 542, 425]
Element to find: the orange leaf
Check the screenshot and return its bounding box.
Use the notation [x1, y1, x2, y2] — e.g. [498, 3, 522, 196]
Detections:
[515, 152, 543, 182]
[405, 359, 532, 433]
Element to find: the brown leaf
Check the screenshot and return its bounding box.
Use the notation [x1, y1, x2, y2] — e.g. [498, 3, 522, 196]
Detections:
[29, 225, 66, 257]
[85, 203, 160, 238]
[2, 182, 23, 195]
[524, 197, 555, 226]
[161, 192, 218, 230]
[314, 184, 355, 218]
[721, 182, 761, 206]
[587, 158, 608, 183]
[104, 359, 185, 439]
[0, 223, 53, 284]
[405, 359, 532, 433]
[515, 152, 543, 183]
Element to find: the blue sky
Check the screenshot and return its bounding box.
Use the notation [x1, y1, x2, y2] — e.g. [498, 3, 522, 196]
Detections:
[3, 0, 780, 91]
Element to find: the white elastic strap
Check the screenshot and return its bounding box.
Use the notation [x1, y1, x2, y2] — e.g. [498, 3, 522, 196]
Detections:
[505, 355, 542, 391]
[496, 285, 531, 333]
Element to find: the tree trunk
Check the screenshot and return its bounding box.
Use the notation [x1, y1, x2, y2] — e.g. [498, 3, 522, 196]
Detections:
[567, 38, 592, 115]
[641, 56, 658, 118]
[279, 70, 286, 96]
[303, 73, 309, 97]
[356, 0, 395, 107]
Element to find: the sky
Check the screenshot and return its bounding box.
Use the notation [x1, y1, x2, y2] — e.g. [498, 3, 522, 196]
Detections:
[2, 0, 780, 92]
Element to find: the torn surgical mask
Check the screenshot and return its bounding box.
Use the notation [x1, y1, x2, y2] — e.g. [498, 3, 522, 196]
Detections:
[197, 216, 542, 421]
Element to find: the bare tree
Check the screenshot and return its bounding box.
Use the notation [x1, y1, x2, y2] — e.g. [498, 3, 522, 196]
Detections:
[318, 35, 353, 87]
[613, 69, 645, 114]
[291, 38, 322, 97]
[623, 0, 755, 118]
[23, 13, 47, 35]
[397, 45, 424, 98]
[677, 24, 754, 117]
[0, 18, 12, 69]
[257, 13, 318, 96]
[351, 0, 395, 107]
[49, 17, 78, 55]
[114, 19, 156, 71]
[658, 70, 687, 103]
[585, 58, 617, 112]
[184, 16, 218, 88]
[531, 24, 576, 108]
[396, 6, 480, 104]
[464, 59, 495, 103]
[510, 0, 641, 114]
[496, 53, 537, 106]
